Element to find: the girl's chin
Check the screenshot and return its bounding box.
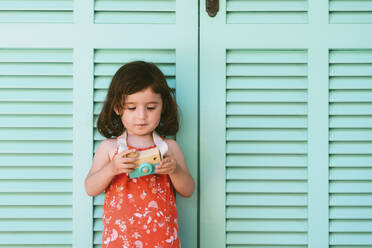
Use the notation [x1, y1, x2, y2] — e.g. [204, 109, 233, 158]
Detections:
[127, 129, 153, 136]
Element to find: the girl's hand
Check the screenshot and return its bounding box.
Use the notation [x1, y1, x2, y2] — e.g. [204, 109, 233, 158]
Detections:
[109, 149, 138, 176]
[156, 153, 177, 175]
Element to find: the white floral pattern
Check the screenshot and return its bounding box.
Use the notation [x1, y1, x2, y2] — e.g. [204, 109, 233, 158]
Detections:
[102, 146, 179, 248]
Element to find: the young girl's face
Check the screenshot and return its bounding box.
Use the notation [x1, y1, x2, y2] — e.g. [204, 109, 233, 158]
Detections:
[118, 87, 163, 137]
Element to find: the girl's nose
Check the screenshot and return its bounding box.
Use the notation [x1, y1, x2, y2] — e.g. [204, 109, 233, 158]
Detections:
[137, 107, 147, 119]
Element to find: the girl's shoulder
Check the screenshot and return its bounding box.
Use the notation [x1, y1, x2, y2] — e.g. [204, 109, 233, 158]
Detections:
[96, 138, 118, 160]
[163, 138, 182, 154]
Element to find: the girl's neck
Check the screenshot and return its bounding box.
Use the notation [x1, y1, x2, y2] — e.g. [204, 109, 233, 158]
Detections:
[126, 132, 154, 148]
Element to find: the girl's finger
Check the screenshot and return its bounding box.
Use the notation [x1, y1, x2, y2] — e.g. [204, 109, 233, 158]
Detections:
[122, 157, 138, 163]
[121, 163, 138, 169]
[119, 149, 138, 158]
[155, 168, 167, 174]
[161, 158, 171, 166]
[120, 169, 134, 174]
[156, 164, 175, 174]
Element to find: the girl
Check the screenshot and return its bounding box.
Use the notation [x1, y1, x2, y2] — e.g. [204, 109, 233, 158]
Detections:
[85, 61, 194, 248]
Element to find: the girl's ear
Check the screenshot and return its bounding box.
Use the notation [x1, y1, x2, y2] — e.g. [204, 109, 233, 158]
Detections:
[113, 105, 120, 115]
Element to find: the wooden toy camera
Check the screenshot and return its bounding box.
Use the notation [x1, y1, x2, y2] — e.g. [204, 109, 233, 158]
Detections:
[127, 147, 161, 179]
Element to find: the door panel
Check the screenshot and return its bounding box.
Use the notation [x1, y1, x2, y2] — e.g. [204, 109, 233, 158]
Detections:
[0, 48, 74, 247]
[0, 0, 198, 247]
[200, 0, 372, 247]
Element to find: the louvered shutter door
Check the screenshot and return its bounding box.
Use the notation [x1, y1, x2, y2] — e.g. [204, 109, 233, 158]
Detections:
[225, 50, 308, 246]
[200, 0, 372, 247]
[329, 50, 372, 247]
[0, 49, 73, 246]
[0, 0, 198, 247]
[93, 49, 176, 247]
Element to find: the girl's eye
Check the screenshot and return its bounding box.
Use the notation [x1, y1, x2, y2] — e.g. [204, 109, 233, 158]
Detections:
[127, 107, 136, 110]
[147, 107, 156, 110]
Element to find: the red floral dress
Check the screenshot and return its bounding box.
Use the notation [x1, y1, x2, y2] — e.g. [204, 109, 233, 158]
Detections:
[102, 144, 180, 248]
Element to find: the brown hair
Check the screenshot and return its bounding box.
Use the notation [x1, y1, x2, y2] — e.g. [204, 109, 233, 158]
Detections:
[97, 61, 179, 138]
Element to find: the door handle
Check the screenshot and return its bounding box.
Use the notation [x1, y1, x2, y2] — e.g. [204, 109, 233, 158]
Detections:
[206, 0, 219, 17]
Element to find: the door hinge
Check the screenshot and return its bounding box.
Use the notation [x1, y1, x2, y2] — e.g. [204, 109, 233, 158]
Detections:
[206, 0, 219, 17]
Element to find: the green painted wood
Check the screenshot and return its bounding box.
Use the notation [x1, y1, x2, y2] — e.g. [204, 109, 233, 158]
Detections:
[94, 0, 176, 24]
[329, 49, 372, 248]
[0, 0, 73, 23]
[72, 44, 94, 248]
[330, 0, 372, 23]
[0, 1, 198, 248]
[0, 49, 73, 247]
[201, 1, 372, 248]
[226, 0, 308, 23]
[200, 18, 226, 248]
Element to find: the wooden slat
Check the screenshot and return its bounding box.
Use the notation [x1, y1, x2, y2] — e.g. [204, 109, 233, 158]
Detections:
[0, 166, 72, 179]
[226, 206, 307, 219]
[94, 49, 176, 63]
[0, 232, 72, 244]
[330, 77, 372, 89]
[227, 76, 308, 89]
[0, 154, 72, 166]
[95, 11, 175, 24]
[227, 116, 307, 128]
[227, 103, 307, 115]
[0, 206, 72, 218]
[0, 180, 72, 193]
[227, 128, 307, 141]
[226, 141, 307, 154]
[227, 89, 307, 102]
[330, 129, 372, 141]
[0, 76, 73, 89]
[0, 11, 73, 23]
[226, 219, 308, 232]
[227, 50, 307, 63]
[0, 193, 72, 205]
[95, 0, 175, 11]
[0, 141, 72, 154]
[0, 63, 73, 76]
[0, 219, 72, 231]
[0, 89, 72, 102]
[94, 0, 176, 24]
[226, 232, 307, 245]
[227, 11, 307, 24]
[330, 194, 372, 206]
[227, 167, 307, 180]
[94, 63, 175, 76]
[226, 193, 307, 206]
[227, 64, 308, 77]
[226, 0, 308, 24]
[0, 0, 72, 10]
[227, 180, 307, 193]
[226, 154, 307, 167]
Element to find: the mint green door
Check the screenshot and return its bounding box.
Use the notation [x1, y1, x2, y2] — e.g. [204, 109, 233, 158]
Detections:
[0, 1, 198, 247]
[1, 0, 372, 247]
[200, 1, 372, 248]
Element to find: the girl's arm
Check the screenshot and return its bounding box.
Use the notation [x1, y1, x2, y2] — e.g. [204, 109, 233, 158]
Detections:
[84, 139, 138, 196]
[158, 139, 195, 198]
